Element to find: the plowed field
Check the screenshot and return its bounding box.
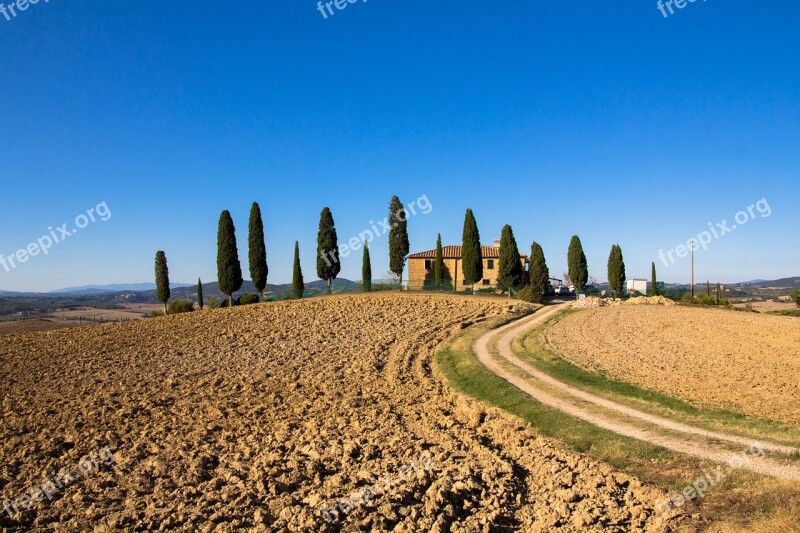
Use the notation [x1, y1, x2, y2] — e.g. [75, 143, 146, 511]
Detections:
[545, 306, 800, 427]
[1, 294, 678, 531]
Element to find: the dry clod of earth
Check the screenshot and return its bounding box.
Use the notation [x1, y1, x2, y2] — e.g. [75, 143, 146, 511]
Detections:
[547, 305, 800, 427]
[1, 294, 681, 531]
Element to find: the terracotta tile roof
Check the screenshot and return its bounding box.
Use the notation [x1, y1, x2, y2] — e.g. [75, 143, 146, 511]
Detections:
[407, 246, 528, 260]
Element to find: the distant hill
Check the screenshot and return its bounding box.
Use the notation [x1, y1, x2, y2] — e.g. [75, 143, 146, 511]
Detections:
[0, 290, 39, 297]
[51, 283, 194, 295]
[168, 279, 359, 301]
[1, 279, 359, 301]
[733, 277, 800, 289]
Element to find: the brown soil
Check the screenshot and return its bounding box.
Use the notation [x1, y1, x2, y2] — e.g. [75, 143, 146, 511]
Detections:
[732, 301, 798, 313]
[49, 303, 164, 322]
[0, 319, 85, 336]
[0, 294, 680, 531]
[546, 305, 800, 427]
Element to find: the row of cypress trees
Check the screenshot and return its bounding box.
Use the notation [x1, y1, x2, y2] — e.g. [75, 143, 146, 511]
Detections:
[430, 209, 587, 301]
[155, 196, 412, 309]
[448, 209, 558, 300]
[314, 196, 408, 295]
[154, 203, 269, 311]
[157, 200, 664, 308]
[216, 203, 273, 306]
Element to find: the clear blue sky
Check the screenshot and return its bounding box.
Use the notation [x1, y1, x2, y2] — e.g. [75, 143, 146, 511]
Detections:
[1, 1, 798, 292]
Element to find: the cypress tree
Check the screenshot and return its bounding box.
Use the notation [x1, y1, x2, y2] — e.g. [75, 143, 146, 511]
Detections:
[316, 207, 340, 294]
[155, 251, 170, 315]
[434, 234, 444, 290]
[497, 225, 523, 294]
[567, 235, 589, 297]
[248, 202, 268, 301]
[607, 244, 626, 296]
[217, 210, 243, 308]
[461, 209, 483, 292]
[388, 196, 410, 286]
[197, 278, 204, 310]
[362, 242, 372, 292]
[651, 262, 658, 296]
[292, 241, 304, 299]
[529, 242, 550, 302]
[607, 246, 616, 294]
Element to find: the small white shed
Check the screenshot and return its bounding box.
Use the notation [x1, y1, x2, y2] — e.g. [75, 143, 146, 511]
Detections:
[626, 279, 649, 295]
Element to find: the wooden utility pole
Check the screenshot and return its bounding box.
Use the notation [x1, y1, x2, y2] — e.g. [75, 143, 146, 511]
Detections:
[690, 240, 695, 299]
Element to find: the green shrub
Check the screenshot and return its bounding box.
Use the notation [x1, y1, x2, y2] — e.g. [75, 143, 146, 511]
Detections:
[147, 310, 164, 318]
[515, 286, 543, 304]
[791, 290, 800, 308]
[694, 294, 730, 306]
[239, 293, 260, 306]
[205, 297, 220, 309]
[167, 300, 195, 314]
[476, 287, 501, 294]
[697, 294, 715, 305]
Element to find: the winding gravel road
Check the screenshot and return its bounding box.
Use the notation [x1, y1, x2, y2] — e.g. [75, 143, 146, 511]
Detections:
[473, 303, 800, 482]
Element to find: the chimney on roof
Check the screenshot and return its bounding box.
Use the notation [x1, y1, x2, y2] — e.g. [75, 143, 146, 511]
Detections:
[493, 239, 501, 248]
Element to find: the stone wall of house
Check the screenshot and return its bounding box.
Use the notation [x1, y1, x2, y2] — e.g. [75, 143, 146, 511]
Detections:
[408, 256, 526, 289]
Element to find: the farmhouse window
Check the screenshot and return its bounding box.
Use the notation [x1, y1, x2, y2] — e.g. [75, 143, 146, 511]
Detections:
[487, 260, 494, 269]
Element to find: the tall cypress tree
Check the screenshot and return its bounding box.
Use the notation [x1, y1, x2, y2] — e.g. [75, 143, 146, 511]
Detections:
[155, 251, 170, 315]
[316, 207, 340, 294]
[292, 241, 304, 299]
[651, 262, 658, 296]
[388, 196, 410, 285]
[248, 202, 268, 301]
[197, 278, 204, 310]
[567, 235, 589, 297]
[362, 242, 372, 292]
[497, 225, 523, 294]
[434, 234, 444, 290]
[529, 242, 550, 302]
[607, 244, 626, 296]
[461, 209, 483, 292]
[217, 210, 243, 308]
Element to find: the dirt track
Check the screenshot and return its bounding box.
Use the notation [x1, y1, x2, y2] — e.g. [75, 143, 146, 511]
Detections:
[0, 294, 680, 531]
[474, 304, 800, 482]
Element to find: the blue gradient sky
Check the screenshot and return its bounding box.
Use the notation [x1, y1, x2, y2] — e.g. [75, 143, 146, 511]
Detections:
[1, 1, 798, 292]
